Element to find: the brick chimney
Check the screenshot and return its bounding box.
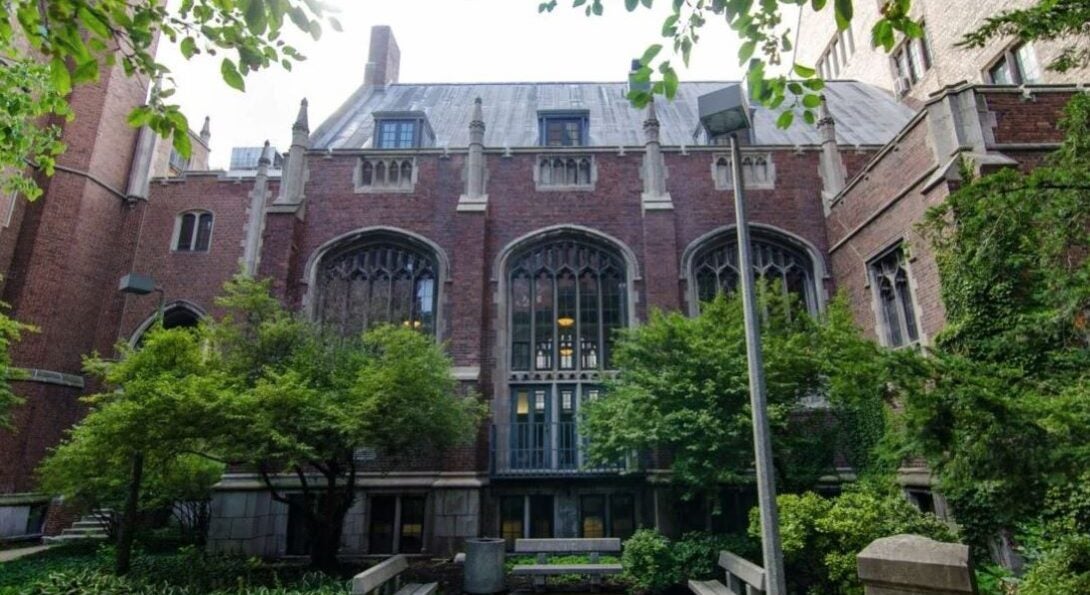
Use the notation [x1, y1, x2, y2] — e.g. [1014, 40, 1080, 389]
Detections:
[364, 25, 400, 87]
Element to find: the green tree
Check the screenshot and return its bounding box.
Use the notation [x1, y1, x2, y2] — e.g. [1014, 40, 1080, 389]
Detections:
[581, 290, 893, 498]
[0, 310, 31, 429]
[38, 325, 231, 574]
[898, 93, 1090, 552]
[0, 0, 338, 199]
[209, 275, 484, 571]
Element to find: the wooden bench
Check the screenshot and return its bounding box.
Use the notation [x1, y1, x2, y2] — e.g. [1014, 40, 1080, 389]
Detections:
[351, 554, 437, 595]
[511, 537, 623, 592]
[688, 551, 766, 595]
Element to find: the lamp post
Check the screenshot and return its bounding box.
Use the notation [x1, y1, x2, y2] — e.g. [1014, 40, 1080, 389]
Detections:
[114, 272, 163, 574]
[697, 85, 786, 595]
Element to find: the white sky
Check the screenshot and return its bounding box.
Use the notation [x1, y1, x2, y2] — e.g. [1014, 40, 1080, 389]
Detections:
[157, 0, 754, 168]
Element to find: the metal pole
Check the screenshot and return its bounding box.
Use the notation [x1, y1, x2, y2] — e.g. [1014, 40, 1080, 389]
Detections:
[730, 133, 786, 595]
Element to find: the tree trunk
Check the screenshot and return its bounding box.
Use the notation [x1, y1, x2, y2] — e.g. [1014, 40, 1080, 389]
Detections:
[308, 480, 354, 572]
[115, 450, 144, 575]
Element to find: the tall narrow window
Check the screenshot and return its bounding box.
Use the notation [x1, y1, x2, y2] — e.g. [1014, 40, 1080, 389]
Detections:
[580, 495, 606, 538]
[529, 495, 554, 538]
[285, 494, 313, 556]
[869, 245, 920, 348]
[610, 494, 636, 540]
[316, 235, 440, 336]
[690, 231, 817, 315]
[174, 211, 213, 252]
[369, 495, 396, 554]
[501, 496, 525, 547]
[399, 496, 426, 553]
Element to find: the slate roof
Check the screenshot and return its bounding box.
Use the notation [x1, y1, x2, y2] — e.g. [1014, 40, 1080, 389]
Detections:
[311, 80, 915, 150]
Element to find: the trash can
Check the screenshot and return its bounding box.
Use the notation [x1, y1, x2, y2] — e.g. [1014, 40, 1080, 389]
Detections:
[463, 537, 506, 594]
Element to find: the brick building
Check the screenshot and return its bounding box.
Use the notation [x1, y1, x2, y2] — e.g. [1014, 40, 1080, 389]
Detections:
[0, 18, 1085, 556]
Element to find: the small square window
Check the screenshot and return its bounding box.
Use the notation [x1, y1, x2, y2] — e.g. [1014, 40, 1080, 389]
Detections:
[174, 211, 213, 252]
[538, 111, 589, 147]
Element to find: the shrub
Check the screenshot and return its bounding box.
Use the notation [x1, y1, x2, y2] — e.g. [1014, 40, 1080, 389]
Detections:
[1018, 534, 1090, 595]
[621, 529, 677, 592]
[621, 529, 757, 592]
[754, 485, 956, 594]
[672, 531, 759, 582]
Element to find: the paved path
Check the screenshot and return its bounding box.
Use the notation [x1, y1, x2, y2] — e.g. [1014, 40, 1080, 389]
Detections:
[0, 544, 51, 562]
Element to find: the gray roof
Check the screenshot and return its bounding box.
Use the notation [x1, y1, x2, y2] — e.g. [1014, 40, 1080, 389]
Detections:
[311, 81, 914, 150]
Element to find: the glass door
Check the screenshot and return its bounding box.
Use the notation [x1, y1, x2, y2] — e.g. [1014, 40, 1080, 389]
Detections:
[512, 387, 551, 469]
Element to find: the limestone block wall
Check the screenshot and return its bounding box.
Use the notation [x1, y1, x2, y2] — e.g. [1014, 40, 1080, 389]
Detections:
[207, 491, 287, 557]
[431, 489, 481, 556]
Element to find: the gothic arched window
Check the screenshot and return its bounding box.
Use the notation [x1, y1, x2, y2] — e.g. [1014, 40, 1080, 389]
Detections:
[690, 231, 817, 314]
[315, 235, 439, 336]
[508, 237, 627, 373]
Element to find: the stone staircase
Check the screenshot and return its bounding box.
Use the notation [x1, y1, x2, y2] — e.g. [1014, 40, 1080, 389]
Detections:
[43, 510, 112, 544]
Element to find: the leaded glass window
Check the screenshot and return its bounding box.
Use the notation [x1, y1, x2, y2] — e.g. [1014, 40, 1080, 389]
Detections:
[316, 237, 438, 336]
[869, 246, 919, 348]
[174, 211, 213, 252]
[508, 237, 626, 372]
[691, 232, 817, 314]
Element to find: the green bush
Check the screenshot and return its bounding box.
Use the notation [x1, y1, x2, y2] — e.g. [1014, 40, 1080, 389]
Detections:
[621, 529, 677, 592]
[672, 532, 758, 582]
[754, 486, 956, 594]
[620, 529, 757, 592]
[0, 545, 349, 595]
[12, 569, 349, 594]
[1018, 533, 1090, 595]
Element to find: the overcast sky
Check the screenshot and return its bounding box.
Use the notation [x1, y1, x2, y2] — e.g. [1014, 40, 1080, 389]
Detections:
[158, 0, 760, 168]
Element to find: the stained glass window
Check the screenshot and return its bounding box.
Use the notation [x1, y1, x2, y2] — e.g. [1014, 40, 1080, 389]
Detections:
[508, 237, 627, 371]
[691, 232, 817, 314]
[316, 236, 439, 335]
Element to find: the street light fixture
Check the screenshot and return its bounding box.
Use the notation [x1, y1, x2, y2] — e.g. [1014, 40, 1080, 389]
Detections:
[118, 273, 165, 320]
[698, 84, 787, 595]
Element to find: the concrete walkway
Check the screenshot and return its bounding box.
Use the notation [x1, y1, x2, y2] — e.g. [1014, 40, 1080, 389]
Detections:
[0, 544, 51, 562]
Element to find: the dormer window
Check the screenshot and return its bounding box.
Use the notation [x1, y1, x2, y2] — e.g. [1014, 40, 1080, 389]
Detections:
[539, 110, 589, 147]
[373, 111, 435, 149]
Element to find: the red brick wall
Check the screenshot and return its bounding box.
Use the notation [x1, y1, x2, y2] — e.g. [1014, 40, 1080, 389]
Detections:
[0, 59, 153, 493]
[118, 175, 273, 339]
[826, 89, 1079, 346]
[982, 90, 1071, 146]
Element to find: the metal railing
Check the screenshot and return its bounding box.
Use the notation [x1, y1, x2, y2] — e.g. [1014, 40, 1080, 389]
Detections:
[490, 422, 627, 476]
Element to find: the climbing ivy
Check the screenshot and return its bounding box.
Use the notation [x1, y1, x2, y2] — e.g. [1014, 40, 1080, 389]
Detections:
[897, 93, 1090, 550]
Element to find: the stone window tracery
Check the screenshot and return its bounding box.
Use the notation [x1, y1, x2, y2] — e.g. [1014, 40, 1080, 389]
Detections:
[691, 231, 817, 314]
[356, 157, 417, 193]
[711, 153, 776, 190]
[869, 245, 919, 348]
[508, 237, 627, 373]
[316, 235, 438, 336]
[535, 156, 595, 190]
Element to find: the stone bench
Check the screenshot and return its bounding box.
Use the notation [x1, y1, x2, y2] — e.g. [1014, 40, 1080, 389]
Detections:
[351, 554, 437, 595]
[688, 551, 766, 595]
[511, 537, 623, 592]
